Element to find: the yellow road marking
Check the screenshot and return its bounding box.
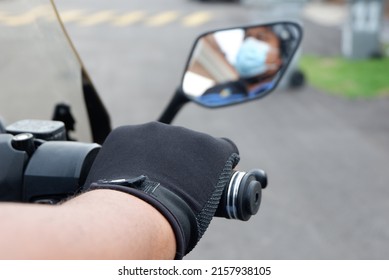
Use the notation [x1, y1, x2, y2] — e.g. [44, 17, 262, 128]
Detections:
[3, 5, 52, 26]
[59, 10, 85, 23]
[0, 9, 214, 28]
[145, 11, 179, 26]
[112, 11, 145, 27]
[78, 10, 115, 26]
[182, 11, 212, 27]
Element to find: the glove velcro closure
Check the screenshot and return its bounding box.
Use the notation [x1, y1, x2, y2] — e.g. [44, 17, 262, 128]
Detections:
[88, 180, 198, 260]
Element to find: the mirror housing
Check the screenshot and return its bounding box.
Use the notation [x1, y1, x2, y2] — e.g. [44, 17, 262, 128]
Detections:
[181, 22, 303, 108]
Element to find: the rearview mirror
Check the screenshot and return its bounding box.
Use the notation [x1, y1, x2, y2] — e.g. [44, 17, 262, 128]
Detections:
[181, 22, 303, 107]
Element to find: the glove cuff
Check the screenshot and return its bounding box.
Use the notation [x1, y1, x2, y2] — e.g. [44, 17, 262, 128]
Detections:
[88, 181, 198, 260]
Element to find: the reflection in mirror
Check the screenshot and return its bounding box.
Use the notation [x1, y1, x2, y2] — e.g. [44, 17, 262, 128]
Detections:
[182, 22, 302, 107]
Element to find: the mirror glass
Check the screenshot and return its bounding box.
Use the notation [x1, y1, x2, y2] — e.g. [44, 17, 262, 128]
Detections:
[182, 22, 302, 107]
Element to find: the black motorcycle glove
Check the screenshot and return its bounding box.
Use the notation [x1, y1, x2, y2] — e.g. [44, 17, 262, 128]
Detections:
[83, 122, 240, 259]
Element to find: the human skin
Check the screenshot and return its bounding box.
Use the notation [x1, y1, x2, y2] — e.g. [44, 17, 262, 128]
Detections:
[0, 189, 176, 259]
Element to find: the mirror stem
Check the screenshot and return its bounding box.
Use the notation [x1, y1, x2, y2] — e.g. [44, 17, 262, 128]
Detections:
[158, 88, 190, 124]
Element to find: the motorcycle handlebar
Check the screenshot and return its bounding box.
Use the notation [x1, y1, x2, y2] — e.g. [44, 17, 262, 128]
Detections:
[0, 120, 268, 221]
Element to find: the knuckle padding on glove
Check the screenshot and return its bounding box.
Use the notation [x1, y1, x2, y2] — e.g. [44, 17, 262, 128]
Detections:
[83, 122, 240, 259]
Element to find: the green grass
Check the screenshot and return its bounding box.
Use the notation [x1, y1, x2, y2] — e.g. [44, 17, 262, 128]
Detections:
[299, 55, 389, 99]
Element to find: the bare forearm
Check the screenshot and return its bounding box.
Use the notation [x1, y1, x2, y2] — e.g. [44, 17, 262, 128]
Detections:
[0, 190, 176, 259]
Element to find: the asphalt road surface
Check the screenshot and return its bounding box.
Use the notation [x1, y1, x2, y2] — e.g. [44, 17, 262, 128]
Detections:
[4, 0, 389, 259]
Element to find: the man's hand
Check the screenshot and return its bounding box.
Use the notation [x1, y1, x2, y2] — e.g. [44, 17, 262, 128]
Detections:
[83, 122, 240, 259]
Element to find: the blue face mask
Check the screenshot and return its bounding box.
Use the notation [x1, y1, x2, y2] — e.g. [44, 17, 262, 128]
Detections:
[235, 37, 272, 78]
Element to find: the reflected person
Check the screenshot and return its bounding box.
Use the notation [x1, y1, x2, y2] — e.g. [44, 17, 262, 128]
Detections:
[201, 26, 283, 106]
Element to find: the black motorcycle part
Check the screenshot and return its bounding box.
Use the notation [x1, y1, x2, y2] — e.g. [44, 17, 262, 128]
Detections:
[6, 119, 66, 141]
[0, 134, 29, 202]
[0, 120, 5, 133]
[216, 169, 267, 221]
[82, 69, 112, 144]
[11, 133, 36, 156]
[23, 141, 100, 203]
[158, 88, 190, 124]
[52, 103, 76, 140]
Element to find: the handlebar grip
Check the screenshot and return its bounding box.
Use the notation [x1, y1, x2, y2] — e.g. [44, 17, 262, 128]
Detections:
[215, 169, 267, 221]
